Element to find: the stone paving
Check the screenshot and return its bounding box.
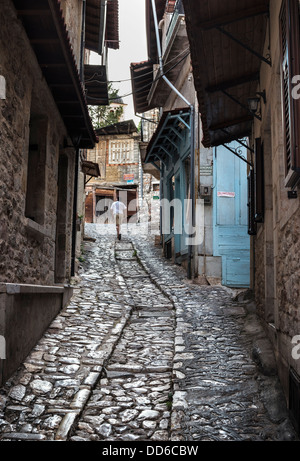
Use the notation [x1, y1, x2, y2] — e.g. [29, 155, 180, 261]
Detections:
[0, 223, 298, 442]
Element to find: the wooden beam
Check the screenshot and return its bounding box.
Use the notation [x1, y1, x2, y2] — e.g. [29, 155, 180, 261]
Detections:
[40, 63, 66, 68]
[206, 72, 259, 93]
[30, 39, 59, 45]
[17, 10, 51, 16]
[196, 4, 269, 30]
[209, 115, 253, 131]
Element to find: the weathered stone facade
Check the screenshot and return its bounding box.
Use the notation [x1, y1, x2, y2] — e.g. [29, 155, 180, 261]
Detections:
[0, 0, 75, 286]
[85, 122, 142, 223]
[250, 0, 300, 413]
[0, 0, 101, 385]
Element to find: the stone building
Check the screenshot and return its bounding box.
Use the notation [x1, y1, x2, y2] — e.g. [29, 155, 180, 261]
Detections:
[85, 120, 141, 225]
[0, 0, 118, 384]
[131, 0, 200, 278]
[131, 0, 250, 285]
[182, 0, 300, 435]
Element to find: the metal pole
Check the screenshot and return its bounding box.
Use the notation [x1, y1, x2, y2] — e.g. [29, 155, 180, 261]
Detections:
[150, 0, 195, 279]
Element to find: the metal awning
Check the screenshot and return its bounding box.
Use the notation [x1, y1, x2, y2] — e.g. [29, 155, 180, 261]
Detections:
[13, 0, 97, 149]
[145, 108, 191, 168]
[84, 64, 109, 105]
[182, 0, 270, 147]
[96, 120, 138, 136]
[85, 0, 119, 53]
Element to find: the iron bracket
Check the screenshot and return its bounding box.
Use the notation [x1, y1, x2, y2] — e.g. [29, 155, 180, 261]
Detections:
[216, 25, 272, 67]
[221, 143, 253, 168]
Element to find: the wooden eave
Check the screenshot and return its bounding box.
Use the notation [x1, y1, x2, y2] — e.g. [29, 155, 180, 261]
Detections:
[148, 16, 190, 108]
[84, 64, 109, 105]
[85, 0, 119, 53]
[13, 0, 97, 149]
[146, 0, 167, 61]
[81, 160, 101, 177]
[182, 0, 270, 147]
[106, 0, 119, 50]
[95, 120, 138, 136]
[130, 60, 157, 114]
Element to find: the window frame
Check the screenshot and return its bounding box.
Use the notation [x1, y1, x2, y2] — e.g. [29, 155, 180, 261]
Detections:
[279, 0, 300, 188]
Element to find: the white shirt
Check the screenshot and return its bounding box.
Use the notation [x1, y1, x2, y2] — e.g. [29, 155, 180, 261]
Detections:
[111, 201, 127, 215]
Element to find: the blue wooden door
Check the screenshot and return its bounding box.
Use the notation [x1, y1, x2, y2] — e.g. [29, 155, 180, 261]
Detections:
[213, 142, 250, 287]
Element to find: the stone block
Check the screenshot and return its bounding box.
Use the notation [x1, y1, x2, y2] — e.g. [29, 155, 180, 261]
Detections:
[0, 75, 5, 99]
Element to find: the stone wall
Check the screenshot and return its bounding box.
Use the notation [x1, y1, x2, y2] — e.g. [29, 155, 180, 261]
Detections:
[254, 227, 266, 319]
[251, 0, 300, 400]
[0, 0, 75, 286]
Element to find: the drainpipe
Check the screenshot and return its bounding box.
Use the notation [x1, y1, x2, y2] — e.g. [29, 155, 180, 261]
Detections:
[150, 0, 195, 279]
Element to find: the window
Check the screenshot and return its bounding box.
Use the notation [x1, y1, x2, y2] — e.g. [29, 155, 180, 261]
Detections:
[279, 0, 300, 188]
[254, 138, 264, 223]
[108, 138, 134, 164]
[25, 116, 48, 225]
[247, 170, 257, 235]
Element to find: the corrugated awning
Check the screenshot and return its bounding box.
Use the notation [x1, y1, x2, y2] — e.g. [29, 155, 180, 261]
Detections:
[96, 120, 138, 136]
[145, 108, 191, 167]
[13, 0, 97, 149]
[182, 0, 270, 147]
[84, 64, 109, 105]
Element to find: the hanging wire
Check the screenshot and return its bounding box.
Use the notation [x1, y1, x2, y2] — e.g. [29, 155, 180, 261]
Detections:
[84, 47, 191, 85]
[85, 48, 191, 102]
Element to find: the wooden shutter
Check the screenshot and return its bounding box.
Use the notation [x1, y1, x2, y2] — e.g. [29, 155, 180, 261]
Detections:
[254, 138, 264, 223]
[279, 0, 300, 188]
[247, 169, 257, 235]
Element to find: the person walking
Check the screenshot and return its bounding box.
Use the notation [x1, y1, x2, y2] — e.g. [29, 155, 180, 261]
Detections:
[111, 194, 127, 240]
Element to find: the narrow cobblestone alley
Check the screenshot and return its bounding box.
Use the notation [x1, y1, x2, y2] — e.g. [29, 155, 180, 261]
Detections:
[0, 223, 298, 443]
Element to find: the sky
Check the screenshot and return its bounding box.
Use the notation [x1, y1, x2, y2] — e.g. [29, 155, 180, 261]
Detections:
[91, 0, 148, 125]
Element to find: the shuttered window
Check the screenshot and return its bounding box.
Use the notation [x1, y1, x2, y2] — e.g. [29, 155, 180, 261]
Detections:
[247, 169, 257, 235]
[279, 0, 300, 188]
[254, 138, 264, 223]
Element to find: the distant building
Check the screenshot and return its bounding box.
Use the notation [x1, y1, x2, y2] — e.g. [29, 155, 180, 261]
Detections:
[85, 120, 141, 225]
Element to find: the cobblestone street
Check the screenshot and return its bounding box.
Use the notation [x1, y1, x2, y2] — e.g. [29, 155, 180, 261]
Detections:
[0, 223, 298, 442]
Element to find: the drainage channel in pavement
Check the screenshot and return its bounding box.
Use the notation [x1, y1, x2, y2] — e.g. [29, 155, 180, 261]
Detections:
[69, 238, 176, 442]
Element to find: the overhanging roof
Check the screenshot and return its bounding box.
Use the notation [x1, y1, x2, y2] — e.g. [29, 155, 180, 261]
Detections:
[145, 108, 191, 166]
[13, 0, 97, 149]
[84, 64, 109, 105]
[106, 0, 119, 50]
[146, 0, 166, 61]
[85, 0, 119, 53]
[81, 160, 101, 177]
[130, 60, 156, 114]
[96, 119, 138, 136]
[182, 0, 270, 147]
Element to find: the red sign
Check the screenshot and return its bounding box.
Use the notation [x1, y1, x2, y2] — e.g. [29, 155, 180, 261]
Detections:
[123, 174, 134, 180]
